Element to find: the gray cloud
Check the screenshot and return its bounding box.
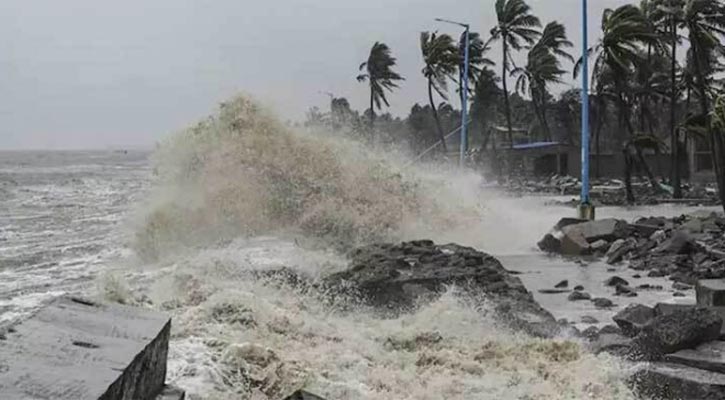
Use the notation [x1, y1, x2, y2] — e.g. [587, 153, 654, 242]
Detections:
[0, 0, 629, 149]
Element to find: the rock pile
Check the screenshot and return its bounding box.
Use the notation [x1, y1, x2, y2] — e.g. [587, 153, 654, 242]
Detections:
[539, 212, 725, 284]
[323, 240, 563, 338]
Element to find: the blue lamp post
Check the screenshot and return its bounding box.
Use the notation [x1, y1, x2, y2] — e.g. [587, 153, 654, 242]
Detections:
[436, 18, 470, 167]
[578, 0, 595, 220]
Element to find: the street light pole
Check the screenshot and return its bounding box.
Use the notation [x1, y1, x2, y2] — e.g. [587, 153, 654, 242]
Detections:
[578, 0, 595, 220]
[435, 18, 470, 167]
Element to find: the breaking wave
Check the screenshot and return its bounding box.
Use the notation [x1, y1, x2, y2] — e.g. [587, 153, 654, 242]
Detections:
[126, 95, 642, 399]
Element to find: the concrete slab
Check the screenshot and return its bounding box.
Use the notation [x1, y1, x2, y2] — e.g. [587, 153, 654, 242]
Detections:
[0, 297, 171, 400]
[698, 280, 725, 307]
[632, 362, 725, 399]
[656, 303, 725, 340]
[667, 341, 725, 374]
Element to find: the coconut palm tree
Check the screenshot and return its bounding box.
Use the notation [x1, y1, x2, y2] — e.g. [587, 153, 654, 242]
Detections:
[512, 21, 573, 140]
[684, 0, 725, 210]
[356, 42, 404, 129]
[420, 31, 459, 152]
[456, 32, 495, 105]
[490, 0, 541, 148]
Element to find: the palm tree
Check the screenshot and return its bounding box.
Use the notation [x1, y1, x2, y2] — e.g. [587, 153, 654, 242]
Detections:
[420, 31, 459, 152]
[357, 42, 404, 129]
[512, 21, 573, 140]
[457, 32, 495, 105]
[657, 0, 686, 197]
[490, 0, 541, 148]
[684, 0, 725, 210]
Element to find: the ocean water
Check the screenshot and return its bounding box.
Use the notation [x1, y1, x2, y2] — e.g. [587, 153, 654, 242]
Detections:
[1, 99, 716, 399]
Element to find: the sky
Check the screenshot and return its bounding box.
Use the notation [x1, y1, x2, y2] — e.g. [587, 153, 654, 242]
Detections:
[0, 0, 630, 150]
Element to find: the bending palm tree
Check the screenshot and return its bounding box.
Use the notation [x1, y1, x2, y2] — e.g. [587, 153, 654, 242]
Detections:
[490, 0, 541, 148]
[684, 0, 725, 211]
[420, 31, 458, 153]
[357, 42, 404, 130]
[513, 21, 573, 140]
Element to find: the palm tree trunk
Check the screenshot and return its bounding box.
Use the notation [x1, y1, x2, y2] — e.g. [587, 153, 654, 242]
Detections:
[670, 20, 682, 198]
[692, 47, 725, 212]
[369, 87, 375, 131]
[501, 38, 514, 149]
[624, 146, 636, 204]
[428, 78, 448, 153]
[531, 95, 545, 142]
[540, 96, 552, 141]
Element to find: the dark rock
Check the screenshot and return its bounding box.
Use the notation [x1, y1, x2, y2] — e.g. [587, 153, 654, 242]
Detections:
[674, 291, 687, 297]
[613, 304, 656, 337]
[606, 268, 616, 272]
[631, 362, 725, 400]
[582, 326, 599, 340]
[554, 280, 568, 288]
[657, 230, 697, 255]
[581, 316, 599, 324]
[323, 241, 560, 338]
[615, 284, 637, 297]
[559, 228, 590, 256]
[589, 333, 633, 357]
[604, 276, 629, 287]
[156, 385, 186, 400]
[632, 274, 642, 278]
[673, 282, 693, 291]
[573, 285, 584, 291]
[537, 233, 561, 253]
[554, 217, 587, 231]
[592, 298, 614, 309]
[284, 390, 327, 400]
[648, 269, 668, 278]
[569, 219, 630, 243]
[590, 240, 611, 254]
[637, 284, 663, 290]
[538, 289, 570, 294]
[606, 238, 638, 264]
[568, 291, 592, 301]
[633, 308, 722, 359]
[697, 279, 725, 307]
[654, 302, 696, 317]
[666, 341, 725, 374]
[599, 324, 622, 335]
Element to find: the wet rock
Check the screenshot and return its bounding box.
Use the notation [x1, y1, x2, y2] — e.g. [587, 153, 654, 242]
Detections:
[657, 230, 697, 255]
[607, 238, 638, 264]
[589, 333, 633, 357]
[599, 324, 622, 335]
[590, 240, 610, 254]
[674, 291, 687, 297]
[284, 390, 327, 400]
[666, 341, 725, 374]
[538, 289, 570, 294]
[592, 298, 614, 309]
[631, 362, 725, 400]
[681, 218, 704, 234]
[554, 217, 587, 231]
[632, 274, 642, 279]
[613, 304, 656, 337]
[581, 316, 599, 324]
[604, 276, 629, 287]
[582, 326, 599, 340]
[633, 308, 722, 359]
[324, 241, 560, 338]
[673, 282, 693, 291]
[537, 233, 561, 253]
[648, 269, 668, 278]
[697, 279, 725, 307]
[554, 280, 568, 289]
[559, 227, 590, 256]
[615, 284, 637, 297]
[568, 291, 592, 301]
[573, 285, 584, 291]
[637, 284, 663, 291]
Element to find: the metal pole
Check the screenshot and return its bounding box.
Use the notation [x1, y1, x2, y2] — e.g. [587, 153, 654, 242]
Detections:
[460, 26, 470, 167]
[579, 0, 595, 220]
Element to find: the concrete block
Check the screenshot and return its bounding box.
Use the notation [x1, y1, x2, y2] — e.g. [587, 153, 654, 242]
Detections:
[698, 280, 725, 307]
[631, 362, 725, 399]
[667, 341, 725, 374]
[0, 297, 171, 400]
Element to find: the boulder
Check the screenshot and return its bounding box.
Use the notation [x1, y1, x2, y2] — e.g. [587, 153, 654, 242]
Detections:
[554, 217, 587, 231]
[633, 308, 722, 359]
[698, 280, 725, 307]
[554, 280, 568, 288]
[615, 284, 637, 297]
[573, 285, 584, 291]
[592, 298, 614, 309]
[604, 276, 629, 287]
[590, 239, 610, 254]
[537, 233, 561, 253]
[568, 291, 592, 301]
[657, 230, 697, 255]
[559, 228, 590, 256]
[323, 241, 559, 337]
[606, 238, 638, 265]
[565, 218, 629, 243]
[613, 304, 656, 337]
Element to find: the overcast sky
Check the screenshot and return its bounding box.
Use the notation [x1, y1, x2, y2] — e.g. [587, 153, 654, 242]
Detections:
[0, 0, 630, 149]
